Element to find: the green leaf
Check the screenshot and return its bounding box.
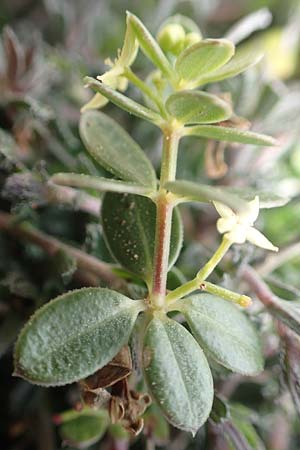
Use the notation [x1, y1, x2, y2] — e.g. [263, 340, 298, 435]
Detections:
[84, 77, 162, 125]
[79, 110, 156, 190]
[126, 12, 174, 79]
[184, 124, 277, 146]
[51, 173, 153, 197]
[165, 180, 247, 212]
[59, 409, 109, 449]
[176, 39, 234, 84]
[101, 193, 183, 281]
[197, 45, 263, 86]
[176, 294, 264, 375]
[14, 288, 144, 386]
[222, 187, 289, 208]
[143, 315, 213, 434]
[166, 91, 232, 125]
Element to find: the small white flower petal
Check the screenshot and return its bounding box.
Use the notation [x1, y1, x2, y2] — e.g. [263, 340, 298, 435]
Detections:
[240, 196, 259, 224]
[226, 225, 247, 244]
[213, 201, 234, 219]
[246, 227, 278, 252]
[217, 217, 237, 234]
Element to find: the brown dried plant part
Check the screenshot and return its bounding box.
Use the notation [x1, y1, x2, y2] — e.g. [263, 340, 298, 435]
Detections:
[80, 346, 151, 435]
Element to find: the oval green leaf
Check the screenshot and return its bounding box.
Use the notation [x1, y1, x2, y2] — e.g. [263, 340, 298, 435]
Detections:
[166, 91, 232, 125]
[176, 39, 234, 83]
[80, 110, 157, 189]
[176, 294, 264, 375]
[184, 124, 277, 146]
[222, 187, 289, 208]
[101, 193, 183, 281]
[14, 288, 144, 386]
[197, 44, 263, 86]
[59, 409, 109, 449]
[143, 315, 213, 434]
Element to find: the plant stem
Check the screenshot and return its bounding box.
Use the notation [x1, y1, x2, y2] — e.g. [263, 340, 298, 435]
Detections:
[150, 128, 180, 308]
[165, 236, 232, 303]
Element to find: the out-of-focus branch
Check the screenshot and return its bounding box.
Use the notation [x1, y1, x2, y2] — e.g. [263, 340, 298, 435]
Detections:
[255, 241, 300, 276]
[240, 264, 278, 307]
[46, 182, 101, 217]
[0, 211, 124, 289]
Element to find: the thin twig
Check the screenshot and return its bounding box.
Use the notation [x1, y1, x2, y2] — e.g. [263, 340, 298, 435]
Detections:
[255, 241, 300, 276]
[240, 264, 278, 307]
[46, 182, 101, 217]
[0, 211, 124, 289]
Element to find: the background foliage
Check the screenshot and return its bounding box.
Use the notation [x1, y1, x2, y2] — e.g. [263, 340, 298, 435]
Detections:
[1, 0, 300, 449]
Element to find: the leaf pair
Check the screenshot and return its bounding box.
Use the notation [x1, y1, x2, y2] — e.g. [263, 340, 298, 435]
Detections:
[144, 294, 263, 433]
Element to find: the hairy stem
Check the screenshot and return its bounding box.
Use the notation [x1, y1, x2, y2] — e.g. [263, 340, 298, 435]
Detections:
[150, 128, 180, 308]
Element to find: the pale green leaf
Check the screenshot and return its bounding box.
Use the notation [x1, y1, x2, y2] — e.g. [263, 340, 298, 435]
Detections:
[101, 193, 183, 281]
[184, 124, 277, 146]
[84, 77, 162, 125]
[223, 187, 289, 208]
[51, 173, 153, 196]
[166, 91, 232, 124]
[165, 180, 247, 212]
[79, 110, 157, 189]
[59, 409, 109, 449]
[176, 39, 234, 83]
[197, 45, 263, 86]
[14, 288, 144, 386]
[126, 12, 174, 79]
[143, 315, 213, 434]
[176, 294, 264, 375]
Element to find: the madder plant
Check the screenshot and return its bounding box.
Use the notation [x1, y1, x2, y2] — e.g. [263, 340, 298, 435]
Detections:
[13, 11, 286, 443]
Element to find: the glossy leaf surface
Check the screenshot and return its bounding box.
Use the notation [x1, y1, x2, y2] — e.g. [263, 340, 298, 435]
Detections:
[166, 91, 232, 124]
[176, 294, 264, 374]
[80, 110, 156, 189]
[14, 288, 144, 385]
[143, 315, 213, 434]
[102, 193, 183, 281]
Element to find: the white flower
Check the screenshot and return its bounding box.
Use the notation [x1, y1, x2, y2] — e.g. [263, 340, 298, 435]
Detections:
[213, 196, 278, 251]
[81, 23, 138, 112]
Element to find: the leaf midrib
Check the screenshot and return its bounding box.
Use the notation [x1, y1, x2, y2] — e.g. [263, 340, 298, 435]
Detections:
[21, 304, 138, 368]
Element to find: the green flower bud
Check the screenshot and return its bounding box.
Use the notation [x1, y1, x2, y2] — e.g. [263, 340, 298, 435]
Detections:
[184, 32, 202, 49]
[157, 23, 186, 55]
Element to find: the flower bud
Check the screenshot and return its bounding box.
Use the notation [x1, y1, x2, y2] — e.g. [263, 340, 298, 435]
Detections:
[157, 23, 186, 55]
[184, 31, 202, 49]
